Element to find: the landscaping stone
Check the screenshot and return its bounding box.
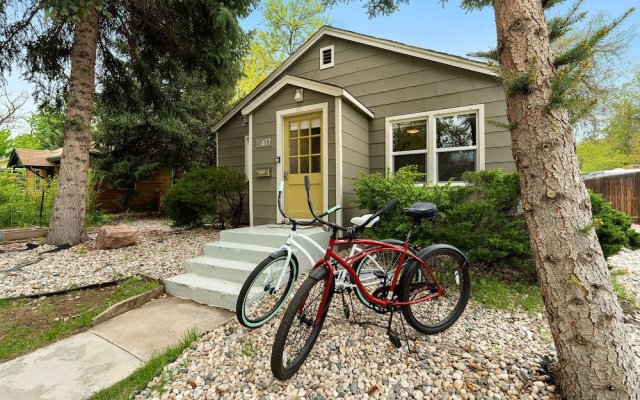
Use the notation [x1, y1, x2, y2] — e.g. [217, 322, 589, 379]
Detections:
[94, 224, 138, 250]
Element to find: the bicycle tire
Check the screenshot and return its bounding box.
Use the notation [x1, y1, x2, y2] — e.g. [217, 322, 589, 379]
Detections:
[271, 267, 333, 380]
[236, 250, 298, 329]
[353, 240, 416, 312]
[398, 246, 470, 334]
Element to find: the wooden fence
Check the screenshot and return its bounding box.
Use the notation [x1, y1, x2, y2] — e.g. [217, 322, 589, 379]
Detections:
[583, 171, 640, 220]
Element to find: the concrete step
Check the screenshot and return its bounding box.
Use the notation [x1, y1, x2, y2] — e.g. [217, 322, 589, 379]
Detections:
[164, 273, 242, 311]
[220, 225, 328, 248]
[203, 241, 278, 263]
[172, 226, 331, 308]
[185, 256, 256, 283]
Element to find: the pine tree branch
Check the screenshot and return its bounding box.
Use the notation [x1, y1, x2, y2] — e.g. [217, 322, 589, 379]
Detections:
[547, 0, 587, 43]
[467, 49, 498, 61]
[554, 7, 635, 67]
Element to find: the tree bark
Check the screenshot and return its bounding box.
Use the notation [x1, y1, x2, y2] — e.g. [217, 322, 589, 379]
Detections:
[47, 5, 99, 246]
[491, 0, 640, 398]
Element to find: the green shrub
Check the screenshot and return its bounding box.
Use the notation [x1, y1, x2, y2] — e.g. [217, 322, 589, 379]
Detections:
[353, 167, 532, 271]
[0, 170, 54, 228]
[0, 169, 109, 229]
[589, 190, 640, 258]
[162, 166, 246, 227]
[354, 167, 639, 271]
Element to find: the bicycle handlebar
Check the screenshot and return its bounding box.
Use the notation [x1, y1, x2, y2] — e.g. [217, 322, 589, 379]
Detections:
[277, 179, 341, 226]
[303, 175, 399, 237]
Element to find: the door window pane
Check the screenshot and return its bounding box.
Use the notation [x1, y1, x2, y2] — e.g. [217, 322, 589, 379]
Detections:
[393, 153, 427, 182]
[300, 157, 309, 173]
[299, 119, 310, 137]
[436, 113, 476, 148]
[392, 120, 427, 152]
[289, 121, 298, 138]
[289, 139, 298, 156]
[300, 136, 309, 155]
[311, 117, 321, 135]
[311, 156, 321, 173]
[290, 157, 298, 174]
[311, 136, 320, 154]
[437, 150, 476, 181]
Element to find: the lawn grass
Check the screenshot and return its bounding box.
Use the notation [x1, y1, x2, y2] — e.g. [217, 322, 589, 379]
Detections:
[0, 276, 160, 362]
[472, 269, 639, 315]
[88, 329, 199, 400]
[471, 274, 544, 314]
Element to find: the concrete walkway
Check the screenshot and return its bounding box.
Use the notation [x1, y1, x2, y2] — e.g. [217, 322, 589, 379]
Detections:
[0, 296, 233, 400]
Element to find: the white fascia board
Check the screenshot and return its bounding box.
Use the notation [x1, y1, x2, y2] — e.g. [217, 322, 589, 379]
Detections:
[241, 75, 374, 119]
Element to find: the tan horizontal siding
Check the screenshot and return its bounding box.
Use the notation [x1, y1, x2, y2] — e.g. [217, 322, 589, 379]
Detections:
[341, 101, 370, 221]
[283, 36, 513, 175]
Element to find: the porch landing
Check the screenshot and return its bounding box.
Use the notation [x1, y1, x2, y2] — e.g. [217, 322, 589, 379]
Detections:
[164, 225, 330, 311]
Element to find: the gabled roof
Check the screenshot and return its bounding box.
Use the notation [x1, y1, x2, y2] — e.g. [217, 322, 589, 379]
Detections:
[214, 25, 494, 132]
[7, 148, 63, 168]
[241, 75, 374, 118]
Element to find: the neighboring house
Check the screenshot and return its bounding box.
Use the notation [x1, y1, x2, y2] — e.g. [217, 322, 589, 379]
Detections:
[95, 167, 177, 212]
[6, 147, 174, 212]
[6, 148, 62, 192]
[214, 26, 514, 226]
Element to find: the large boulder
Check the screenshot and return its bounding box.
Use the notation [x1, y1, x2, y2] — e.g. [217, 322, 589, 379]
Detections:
[95, 224, 138, 250]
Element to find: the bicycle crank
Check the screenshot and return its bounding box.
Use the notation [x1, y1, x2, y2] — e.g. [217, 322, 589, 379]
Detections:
[387, 328, 402, 349]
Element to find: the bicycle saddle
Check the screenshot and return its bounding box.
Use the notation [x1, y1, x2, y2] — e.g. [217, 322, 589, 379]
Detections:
[350, 214, 380, 228]
[402, 202, 437, 219]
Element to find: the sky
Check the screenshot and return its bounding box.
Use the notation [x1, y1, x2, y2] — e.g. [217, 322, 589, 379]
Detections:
[3, 0, 640, 134]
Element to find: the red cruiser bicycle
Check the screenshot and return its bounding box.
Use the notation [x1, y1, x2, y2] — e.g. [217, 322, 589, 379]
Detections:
[270, 176, 471, 380]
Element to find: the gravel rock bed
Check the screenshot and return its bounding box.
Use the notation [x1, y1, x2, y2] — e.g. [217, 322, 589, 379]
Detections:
[136, 298, 562, 400]
[608, 225, 640, 301]
[0, 219, 218, 298]
[134, 229, 640, 400]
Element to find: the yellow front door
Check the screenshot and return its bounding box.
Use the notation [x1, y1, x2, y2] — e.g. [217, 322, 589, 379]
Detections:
[284, 112, 323, 219]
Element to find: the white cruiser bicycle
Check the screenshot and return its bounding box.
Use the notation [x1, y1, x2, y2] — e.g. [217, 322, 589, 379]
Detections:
[235, 183, 414, 328]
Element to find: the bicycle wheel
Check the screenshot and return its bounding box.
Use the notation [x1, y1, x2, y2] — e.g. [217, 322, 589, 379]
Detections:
[398, 246, 470, 334]
[271, 267, 334, 380]
[236, 250, 298, 329]
[353, 240, 416, 313]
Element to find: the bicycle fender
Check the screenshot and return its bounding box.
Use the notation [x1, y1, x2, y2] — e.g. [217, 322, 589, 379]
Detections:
[269, 249, 288, 259]
[309, 265, 329, 280]
[417, 244, 468, 264]
[268, 249, 300, 280]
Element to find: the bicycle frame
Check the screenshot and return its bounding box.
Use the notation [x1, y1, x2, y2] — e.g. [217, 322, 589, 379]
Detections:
[269, 228, 385, 293]
[309, 238, 445, 324]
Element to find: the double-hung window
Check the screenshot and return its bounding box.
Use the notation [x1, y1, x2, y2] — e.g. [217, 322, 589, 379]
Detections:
[386, 105, 485, 183]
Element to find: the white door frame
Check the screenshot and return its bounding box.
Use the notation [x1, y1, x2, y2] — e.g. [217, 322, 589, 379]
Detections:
[275, 102, 329, 223]
[245, 114, 254, 226]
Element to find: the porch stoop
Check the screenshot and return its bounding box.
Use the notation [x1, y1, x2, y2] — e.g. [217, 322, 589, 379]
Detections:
[164, 225, 330, 310]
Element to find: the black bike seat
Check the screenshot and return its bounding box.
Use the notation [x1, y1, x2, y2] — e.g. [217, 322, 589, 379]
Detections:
[401, 202, 437, 219]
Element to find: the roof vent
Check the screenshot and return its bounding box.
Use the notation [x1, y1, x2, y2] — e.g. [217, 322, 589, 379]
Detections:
[319, 45, 334, 69]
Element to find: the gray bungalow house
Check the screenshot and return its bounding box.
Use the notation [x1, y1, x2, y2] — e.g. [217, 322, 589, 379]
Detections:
[166, 26, 516, 308]
[214, 26, 514, 227]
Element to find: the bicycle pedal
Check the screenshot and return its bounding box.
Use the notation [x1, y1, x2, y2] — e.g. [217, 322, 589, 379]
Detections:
[387, 329, 402, 349]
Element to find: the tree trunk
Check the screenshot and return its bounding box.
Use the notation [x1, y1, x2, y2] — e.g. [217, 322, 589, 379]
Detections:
[491, 0, 640, 398]
[47, 5, 99, 246]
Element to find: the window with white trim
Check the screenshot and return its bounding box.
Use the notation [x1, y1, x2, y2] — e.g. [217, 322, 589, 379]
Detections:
[387, 105, 484, 183]
[319, 45, 334, 69]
